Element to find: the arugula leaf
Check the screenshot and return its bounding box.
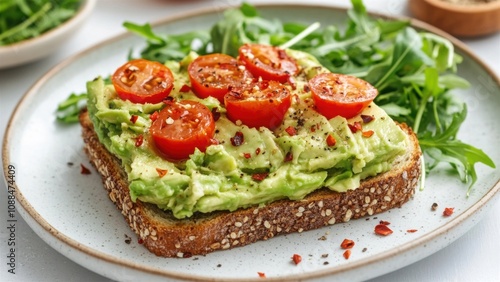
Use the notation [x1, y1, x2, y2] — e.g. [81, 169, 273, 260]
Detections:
[112, 0, 496, 191]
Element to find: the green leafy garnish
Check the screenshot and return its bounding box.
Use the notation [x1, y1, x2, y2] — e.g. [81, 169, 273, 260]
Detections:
[0, 0, 81, 46]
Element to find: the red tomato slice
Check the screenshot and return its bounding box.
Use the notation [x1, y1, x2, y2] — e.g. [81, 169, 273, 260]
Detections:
[149, 100, 215, 160]
[112, 59, 174, 104]
[309, 73, 378, 119]
[238, 43, 299, 83]
[224, 81, 291, 129]
[188, 53, 253, 103]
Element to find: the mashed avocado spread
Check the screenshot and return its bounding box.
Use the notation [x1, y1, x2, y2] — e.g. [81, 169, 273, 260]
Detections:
[87, 50, 408, 219]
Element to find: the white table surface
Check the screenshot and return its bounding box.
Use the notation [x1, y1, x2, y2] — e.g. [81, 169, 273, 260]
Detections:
[1, 0, 499, 281]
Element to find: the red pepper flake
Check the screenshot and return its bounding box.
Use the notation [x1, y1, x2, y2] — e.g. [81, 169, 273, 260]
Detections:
[407, 229, 418, 233]
[257, 272, 266, 278]
[211, 108, 221, 121]
[80, 164, 91, 175]
[374, 224, 393, 236]
[292, 254, 302, 265]
[150, 111, 159, 121]
[255, 148, 261, 155]
[443, 207, 454, 217]
[379, 220, 391, 225]
[130, 114, 138, 124]
[310, 124, 316, 132]
[326, 134, 336, 146]
[361, 114, 375, 123]
[179, 84, 191, 93]
[348, 121, 362, 133]
[362, 130, 374, 138]
[285, 126, 297, 136]
[243, 153, 252, 159]
[431, 202, 438, 211]
[135, 134, 144, 147]
[303, 84, 310, 93]
[284, 151, 293, 162]
[230, 131, 244, 146]
[343, 249, 351, 260]
[252, 172, 269, 181]
[156, 168, 168, 177]
[138, 238, 144, 244]
[340, 239, 355, 249]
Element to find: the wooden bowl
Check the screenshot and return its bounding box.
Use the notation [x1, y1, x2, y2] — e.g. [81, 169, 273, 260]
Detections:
[409, 0, 500, 37]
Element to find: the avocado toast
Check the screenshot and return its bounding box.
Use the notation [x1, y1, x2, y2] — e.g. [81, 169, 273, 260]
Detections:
[80, 45, 422, 257]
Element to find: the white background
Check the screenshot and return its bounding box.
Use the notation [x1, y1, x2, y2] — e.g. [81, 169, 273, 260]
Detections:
[1, 0, 499, 281]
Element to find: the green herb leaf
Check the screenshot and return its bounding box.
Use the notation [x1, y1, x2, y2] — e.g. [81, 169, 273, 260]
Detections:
[76, 0, 494, 193]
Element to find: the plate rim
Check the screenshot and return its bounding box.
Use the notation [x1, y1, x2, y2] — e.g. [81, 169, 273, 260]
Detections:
[2, 3, 500, 281]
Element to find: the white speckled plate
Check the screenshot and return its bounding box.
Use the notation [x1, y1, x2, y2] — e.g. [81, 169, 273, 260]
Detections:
[3, 4, 500, 282]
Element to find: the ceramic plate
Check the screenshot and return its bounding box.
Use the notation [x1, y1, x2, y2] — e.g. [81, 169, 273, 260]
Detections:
[3, 4, 500, 282]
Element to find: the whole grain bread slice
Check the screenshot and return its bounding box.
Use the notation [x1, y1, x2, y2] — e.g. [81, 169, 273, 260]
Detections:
[79, 109, 422, 258]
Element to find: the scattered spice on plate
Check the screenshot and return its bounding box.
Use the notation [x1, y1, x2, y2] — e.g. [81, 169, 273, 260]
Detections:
[257, 272, 266, 278]
[407, 229, 418, 233]
[379, 220, 391, 225]
[124, 234, 132, 244]
[318, 235, 327, 241]
[440, 0, 498, 5]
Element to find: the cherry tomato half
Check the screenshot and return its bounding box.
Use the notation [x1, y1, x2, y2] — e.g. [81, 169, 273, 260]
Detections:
[150, 100, 215, 160]
[224, 81, 291, 130]
[188, 53, 253, 103]
[238, 43, 299, 83]
[112, 59, 174, 104]
[309, 73, 378, 119]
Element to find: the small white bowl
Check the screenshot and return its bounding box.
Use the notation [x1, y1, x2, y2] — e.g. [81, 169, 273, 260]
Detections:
[0, 0, 96, 69]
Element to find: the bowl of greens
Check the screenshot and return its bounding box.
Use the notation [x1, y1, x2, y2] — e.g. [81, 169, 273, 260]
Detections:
[0, 0, 96, 69]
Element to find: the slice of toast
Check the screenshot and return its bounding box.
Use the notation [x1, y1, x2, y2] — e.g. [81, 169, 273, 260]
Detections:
[80, 109, 422, 258]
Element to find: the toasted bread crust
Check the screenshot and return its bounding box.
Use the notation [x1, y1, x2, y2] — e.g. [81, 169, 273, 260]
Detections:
[80, 109, 421, 257]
